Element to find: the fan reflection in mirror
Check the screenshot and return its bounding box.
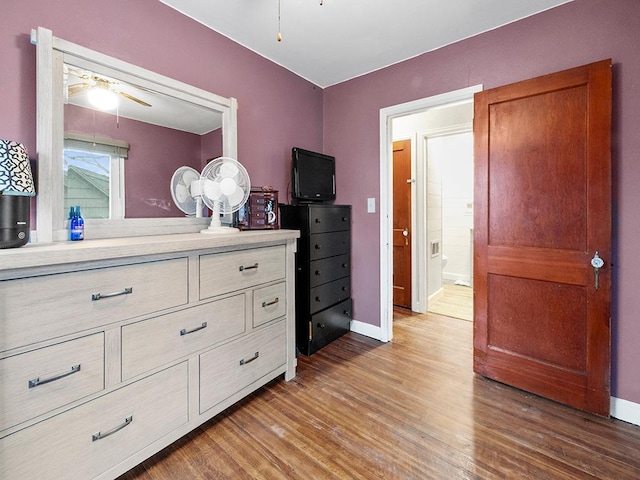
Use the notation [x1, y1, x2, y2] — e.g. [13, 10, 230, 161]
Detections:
[200, 157, 251, 234]
[170, 166, 204, 218]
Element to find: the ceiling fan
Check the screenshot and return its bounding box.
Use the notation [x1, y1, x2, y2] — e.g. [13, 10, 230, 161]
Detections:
[66, 68, 152, 109]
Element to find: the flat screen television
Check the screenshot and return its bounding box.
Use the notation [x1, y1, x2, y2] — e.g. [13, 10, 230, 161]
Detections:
[291, 147, 336, 203]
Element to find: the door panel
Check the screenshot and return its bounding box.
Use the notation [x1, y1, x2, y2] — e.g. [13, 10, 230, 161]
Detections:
[488, 87, 588, 250]
[474, 60, 612, 416]
[393, 139, 412, 308]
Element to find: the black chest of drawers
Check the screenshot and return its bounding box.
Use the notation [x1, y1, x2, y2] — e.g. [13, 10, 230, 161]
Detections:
[279, 204, 352, 355]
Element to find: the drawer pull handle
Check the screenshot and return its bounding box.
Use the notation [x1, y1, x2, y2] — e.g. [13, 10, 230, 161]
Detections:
[92, 416, 133, 442]
[314, 244, 321, 250]
[315, 270, 321, 276]
[92, 287, 133, 301]
[239, 263, 259, 272]
[262, 297, 279, 308]
[28, 364, 81, 388]
[240, 351, 259, 366]
[180, 322, 208, 336]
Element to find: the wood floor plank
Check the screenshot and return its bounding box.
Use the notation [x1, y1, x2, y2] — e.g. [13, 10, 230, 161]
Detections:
[118, 311, 640, 480]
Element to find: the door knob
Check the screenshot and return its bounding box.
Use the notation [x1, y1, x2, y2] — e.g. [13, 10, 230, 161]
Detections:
[591, 251, 604, 290]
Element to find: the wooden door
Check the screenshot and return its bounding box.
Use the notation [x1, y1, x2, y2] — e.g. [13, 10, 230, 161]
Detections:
[473, 60, 612, 416]
[393, 139, 412, 308]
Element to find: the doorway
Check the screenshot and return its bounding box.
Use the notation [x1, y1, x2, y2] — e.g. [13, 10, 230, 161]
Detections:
[379, 85, 482, 342]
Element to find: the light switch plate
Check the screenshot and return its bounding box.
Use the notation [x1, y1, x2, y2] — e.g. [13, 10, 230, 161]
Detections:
[367, 197, 376, 213]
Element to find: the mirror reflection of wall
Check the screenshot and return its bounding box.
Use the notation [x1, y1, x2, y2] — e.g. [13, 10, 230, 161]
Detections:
[64, 104, 222, 219]
[62, 64, 223, 220]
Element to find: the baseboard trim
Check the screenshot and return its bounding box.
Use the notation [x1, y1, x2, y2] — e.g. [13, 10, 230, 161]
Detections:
[611, 397, 640, 426]
[350, 319, 385, 342]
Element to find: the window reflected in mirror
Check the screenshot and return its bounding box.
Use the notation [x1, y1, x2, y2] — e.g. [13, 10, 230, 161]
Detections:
[63, 139, 125, 220]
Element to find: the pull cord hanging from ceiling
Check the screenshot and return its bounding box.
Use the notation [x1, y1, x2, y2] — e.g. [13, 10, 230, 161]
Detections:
[277, 0, 325, 42]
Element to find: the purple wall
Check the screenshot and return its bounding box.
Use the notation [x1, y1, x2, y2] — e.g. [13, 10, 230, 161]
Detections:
[2, 0, 639, 405]
[324, 0, 640, 403]
[0, 0, 323, 201]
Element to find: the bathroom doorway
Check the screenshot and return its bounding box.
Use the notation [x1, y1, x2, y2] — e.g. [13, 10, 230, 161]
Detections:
[391, 101, 474, 322]
[425, 130, 473, 321]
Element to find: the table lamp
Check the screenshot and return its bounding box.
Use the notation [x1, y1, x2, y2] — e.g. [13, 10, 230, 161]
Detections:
[0, 139, 36, 248]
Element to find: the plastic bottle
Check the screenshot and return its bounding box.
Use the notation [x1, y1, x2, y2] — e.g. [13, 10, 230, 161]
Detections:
[68, 206, 76, 241]
[70, 205, 84, 241]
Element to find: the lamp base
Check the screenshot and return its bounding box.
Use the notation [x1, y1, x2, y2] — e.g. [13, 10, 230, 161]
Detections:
[0, 195, 30, 248]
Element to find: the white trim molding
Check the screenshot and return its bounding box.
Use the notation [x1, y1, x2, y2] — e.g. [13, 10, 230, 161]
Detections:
[379, 85, 483, 342]
[350, 319, 384, 341]
[611, 397, 640, 426]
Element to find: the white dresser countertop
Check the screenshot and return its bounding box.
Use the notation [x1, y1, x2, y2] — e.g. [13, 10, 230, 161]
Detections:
[0, 229, 299, 273]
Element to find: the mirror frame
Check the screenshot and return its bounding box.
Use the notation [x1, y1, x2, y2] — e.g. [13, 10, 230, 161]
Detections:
[32, 26, 238, 242]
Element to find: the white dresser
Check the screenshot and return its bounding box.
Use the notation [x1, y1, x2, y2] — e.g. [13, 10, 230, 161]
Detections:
[0, 230, 298, 480]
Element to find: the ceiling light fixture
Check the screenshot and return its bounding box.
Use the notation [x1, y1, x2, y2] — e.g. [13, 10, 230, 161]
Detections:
[87, 79, 118, 111]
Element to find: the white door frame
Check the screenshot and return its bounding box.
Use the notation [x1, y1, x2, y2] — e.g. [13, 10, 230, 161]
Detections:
[379, 85, 482, 342]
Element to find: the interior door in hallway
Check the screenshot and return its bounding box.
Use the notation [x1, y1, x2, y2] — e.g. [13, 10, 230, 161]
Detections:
[473, 60, 612, 416]
[393, 139, 412, 309]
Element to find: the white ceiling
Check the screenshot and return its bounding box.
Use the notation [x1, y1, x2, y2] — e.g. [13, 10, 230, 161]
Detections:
[160, 0, 572, 88]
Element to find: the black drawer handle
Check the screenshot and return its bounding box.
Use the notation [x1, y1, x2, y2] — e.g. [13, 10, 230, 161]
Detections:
[317, 323, 326, 329]
[239, 263, 259, 272]
[315, 218, 321, 223]
[314, 244, 322, 250]
[342, 217, 348, 221]
[315, 270, 321, 276]
[262, 297, 279, 308]
[342, 263, 348, 268]
[342, 286, 347, 292]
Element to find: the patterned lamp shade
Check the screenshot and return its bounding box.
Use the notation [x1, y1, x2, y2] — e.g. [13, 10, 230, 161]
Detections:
[0, 139, 36, 196]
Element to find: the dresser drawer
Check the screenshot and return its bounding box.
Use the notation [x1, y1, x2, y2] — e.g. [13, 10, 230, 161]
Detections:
[0, 362, 188, 480]
[309, 231, 350, 261]
[253, 282, 286, 328]
[309, 254, 350, 287]
[308, 299, 352, 356]
[309, 277, 351, 314]
[199, 320, 286, 414]
[199, 246, 285, 299]
[308, 206, 350, 234]
[122, 294, 246, 380]
[0, 333, 104, 432]
[0, 258, 188, 353]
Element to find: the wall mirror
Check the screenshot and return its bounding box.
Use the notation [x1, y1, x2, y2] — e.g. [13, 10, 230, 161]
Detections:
[32, 26, 238, 242]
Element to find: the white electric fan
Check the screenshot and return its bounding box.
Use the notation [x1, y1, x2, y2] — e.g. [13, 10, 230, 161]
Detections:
[199, 157, 251, 233]
[170, 166, 203, 217]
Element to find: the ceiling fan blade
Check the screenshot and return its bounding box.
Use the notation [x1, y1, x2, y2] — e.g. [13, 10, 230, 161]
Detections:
[67, 67, 92, 81]
[67, 83, 92, 97]
[115, 90, 152, 107]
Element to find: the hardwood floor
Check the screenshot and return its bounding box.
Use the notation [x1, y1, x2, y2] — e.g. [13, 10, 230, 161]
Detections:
[119, 310, 640, 479]
[428, 283, 473, 321]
